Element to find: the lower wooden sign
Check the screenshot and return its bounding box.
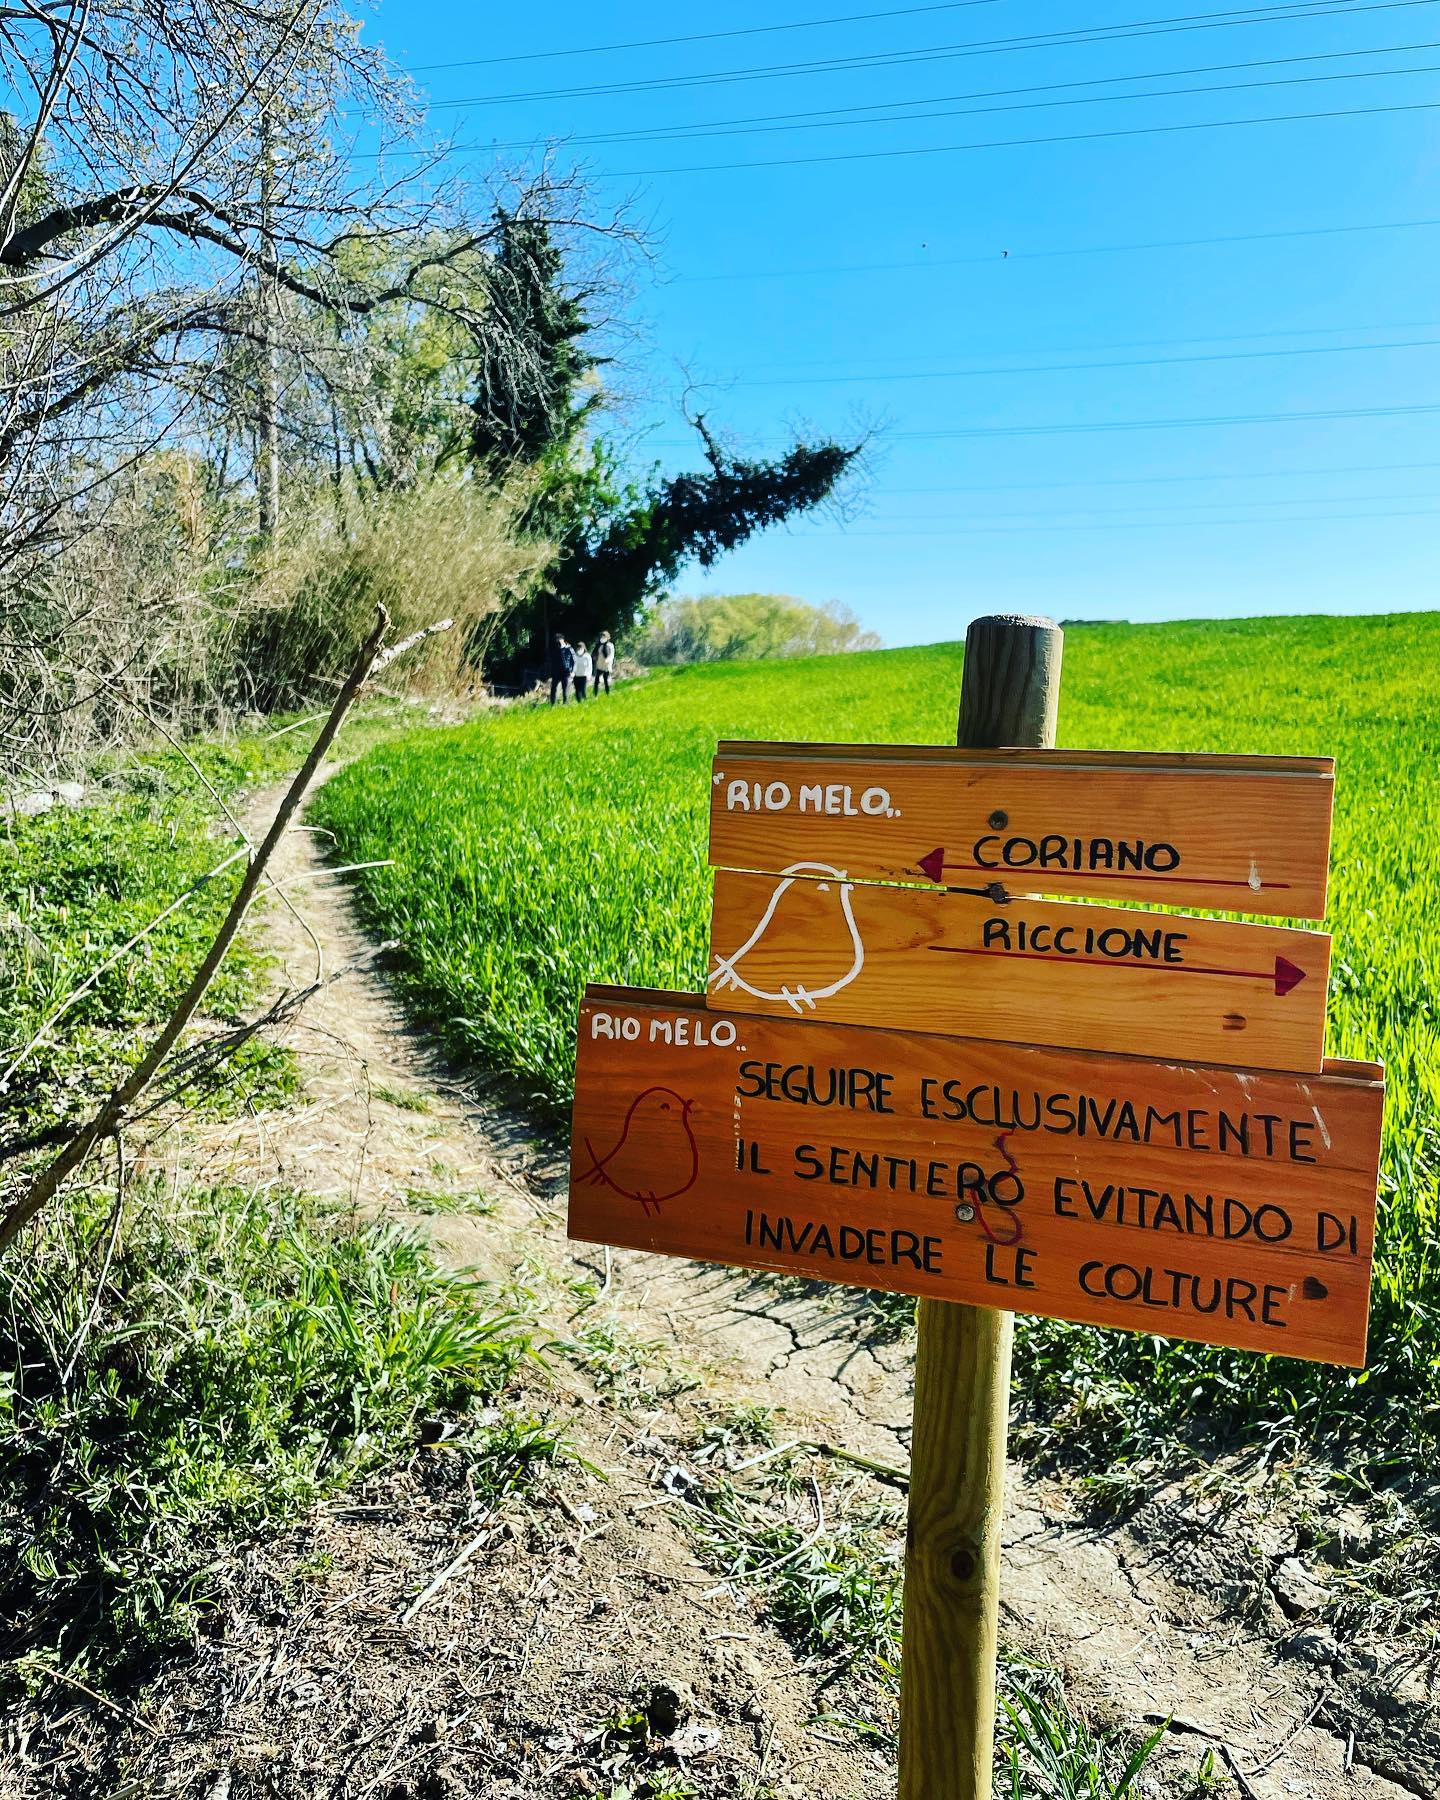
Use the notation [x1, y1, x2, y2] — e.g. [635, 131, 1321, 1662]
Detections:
[707, 866, 1330, 1071]
[568, 987, 1384, 1366]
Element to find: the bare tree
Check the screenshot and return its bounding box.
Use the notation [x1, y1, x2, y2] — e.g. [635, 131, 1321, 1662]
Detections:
[0, 2, 639, 775]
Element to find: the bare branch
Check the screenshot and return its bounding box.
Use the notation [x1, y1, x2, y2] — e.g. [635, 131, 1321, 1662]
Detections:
[0, 602, 390, 1257]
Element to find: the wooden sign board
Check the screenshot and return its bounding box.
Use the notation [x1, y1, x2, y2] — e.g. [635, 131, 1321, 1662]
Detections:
[568, 987, 1382, 1366]
[708, 742, 1335, 919]
[708, 868, 1331, 1072]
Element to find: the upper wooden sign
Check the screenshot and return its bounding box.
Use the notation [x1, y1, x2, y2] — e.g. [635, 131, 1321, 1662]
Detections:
[708, 743, 1335, 918]
[568, 987, 1383, 1366]
[708, 868, 1330, 1072]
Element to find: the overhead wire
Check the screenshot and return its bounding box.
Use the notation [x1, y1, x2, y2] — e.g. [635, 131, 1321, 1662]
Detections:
[670, 217, 1440, 281]
[419, 0, 1434, 110]
[594, 94, 1440, 177]
[395, 5, 1440, 559]
[409, 0, 1012, 72]
[893, 401, 1440, 437]
[781, 504, 1440, 530]
[467, 35, 1440, 151]
[874, 457, 1440, 490]
[739, 319, 1440, 370]
[641, 403, 1440, 448]
[724, 331, 1440, 386]
[871, 486, 1440, 512]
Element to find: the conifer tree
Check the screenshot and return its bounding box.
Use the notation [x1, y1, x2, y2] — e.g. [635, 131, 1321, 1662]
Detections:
[469, 218, 862, 685]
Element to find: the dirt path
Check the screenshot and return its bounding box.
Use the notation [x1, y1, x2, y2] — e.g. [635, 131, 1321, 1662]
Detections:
[175, 773, 1438, 1800]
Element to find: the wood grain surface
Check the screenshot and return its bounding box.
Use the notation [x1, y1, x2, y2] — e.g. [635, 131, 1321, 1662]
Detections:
[707, 867, 1331, 1071]
[707, 743, 1335, 918]
[568, 986, 1382, 1366]
[905, 610, 1057, 1800]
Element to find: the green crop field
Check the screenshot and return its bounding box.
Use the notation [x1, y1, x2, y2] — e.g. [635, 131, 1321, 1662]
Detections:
[312, 613, 1440, 1467]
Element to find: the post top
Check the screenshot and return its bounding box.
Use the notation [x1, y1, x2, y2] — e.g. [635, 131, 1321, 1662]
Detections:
[968, 612, 1060, 631]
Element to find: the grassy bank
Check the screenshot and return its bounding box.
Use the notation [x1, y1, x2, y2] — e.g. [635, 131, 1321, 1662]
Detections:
[2, 1180, 540, 1684]
[1, 737, 297, 1142]
[311, 613, 1440, 1471]
[1, 707, 553, 1690]
[1, 704, 419, 1146]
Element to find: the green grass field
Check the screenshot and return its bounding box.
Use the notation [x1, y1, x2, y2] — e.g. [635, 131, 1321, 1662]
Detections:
[312, 614, 1440, 1468]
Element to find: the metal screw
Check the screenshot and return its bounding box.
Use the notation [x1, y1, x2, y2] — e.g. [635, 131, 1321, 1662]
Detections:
[955, 1203, 975, 1222]
[988, 808, 1008, 829]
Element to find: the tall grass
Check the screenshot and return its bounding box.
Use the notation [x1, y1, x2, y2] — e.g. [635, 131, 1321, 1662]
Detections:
[1, 470, 548, 778]
[0, 1179, 539, 1682]
[0, 736, 303, 1146]
[238, 474, 552, 711]
[312, 613, 1440, 1467]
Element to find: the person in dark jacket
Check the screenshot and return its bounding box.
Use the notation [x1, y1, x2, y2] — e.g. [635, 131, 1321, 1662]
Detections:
[548, 635, 574, 705]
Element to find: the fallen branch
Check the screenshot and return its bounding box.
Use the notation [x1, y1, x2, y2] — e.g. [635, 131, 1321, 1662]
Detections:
[726, 1436, 910, 1488]
[0, 605, 394, 1259]
[799, 1438, 911, 1488]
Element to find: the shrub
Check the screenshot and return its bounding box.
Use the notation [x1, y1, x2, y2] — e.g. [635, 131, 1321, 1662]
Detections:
[631, 593, 880, 665]
[235, 474, 553, 711]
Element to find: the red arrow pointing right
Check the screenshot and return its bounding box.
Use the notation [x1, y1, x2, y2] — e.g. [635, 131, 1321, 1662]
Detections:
[1274, 955, 1307, 997]
[933, 943, 1313, 994]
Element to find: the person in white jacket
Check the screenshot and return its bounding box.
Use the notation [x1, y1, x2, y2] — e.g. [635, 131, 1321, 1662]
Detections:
[571, 641, 593, 700]
[594, 631, 615, 694]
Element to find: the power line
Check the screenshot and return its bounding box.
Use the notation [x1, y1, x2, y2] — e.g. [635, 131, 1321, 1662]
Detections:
[890, 401, 1440, 437]
[874, 486, 1440, 513]
[740, 320, 1440, 371]
[670, 216, 1440, 281]
[784, 504, 1440, 531]
[423, 0, 1422, 110]
[409, 0, 1010, 73]
[471, 36, 1440, 150]
[643, 402, 1440, 448]
[874, 457, 1440, 490]
[724, 331, 1440, 386]
[596, 93, 1440, 177]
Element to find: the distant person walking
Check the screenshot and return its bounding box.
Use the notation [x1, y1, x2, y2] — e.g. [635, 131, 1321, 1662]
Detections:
[594, 631, 615, 694]
[572, 640, 593, 701]
[548, 634, 574, 705]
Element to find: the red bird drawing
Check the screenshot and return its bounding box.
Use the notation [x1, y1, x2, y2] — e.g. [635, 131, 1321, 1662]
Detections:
[580, 1085, 699, 1215]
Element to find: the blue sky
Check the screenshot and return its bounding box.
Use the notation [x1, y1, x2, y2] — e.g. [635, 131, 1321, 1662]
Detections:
[372, 0, 1438, 646]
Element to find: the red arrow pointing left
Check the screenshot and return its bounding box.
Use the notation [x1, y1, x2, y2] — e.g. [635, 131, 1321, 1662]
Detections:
[916, 844, 1288, 895]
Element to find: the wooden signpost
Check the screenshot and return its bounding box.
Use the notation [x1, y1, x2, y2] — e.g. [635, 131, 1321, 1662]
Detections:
[570, 988, 1380, 1365]
[709, 866, 1330, 1071]
[708, 742, 1334, 918]
[565, 614, 1384, 1800]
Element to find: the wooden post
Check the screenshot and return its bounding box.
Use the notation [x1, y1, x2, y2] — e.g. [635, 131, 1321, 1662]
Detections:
[899, 613, 1064, 1800]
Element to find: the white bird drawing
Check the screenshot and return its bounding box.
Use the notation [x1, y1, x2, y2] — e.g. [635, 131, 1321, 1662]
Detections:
[708, 861, 865, 1014]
